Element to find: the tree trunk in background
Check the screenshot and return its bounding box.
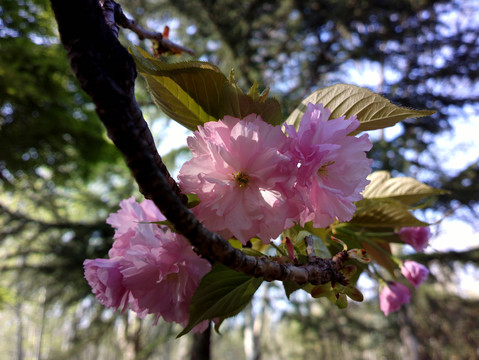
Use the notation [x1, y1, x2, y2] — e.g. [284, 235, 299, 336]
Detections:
[16, 257, 26, 360]
[244, 286, 270, 360]
[243, 302, 262, 360]
[15, 301, 24, 360]
[35, 288, 47, 360]
[190, 324, 211, 360]
[398, 310, 419, 360]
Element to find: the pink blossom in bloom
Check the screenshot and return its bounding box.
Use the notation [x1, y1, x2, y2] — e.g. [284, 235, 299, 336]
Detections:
[285, 103, 373, 228]
[84, 258, 129, 311]
[84, 198, 211, 332]
[379, 282, 411, 316]
[106, 196, 166, 257]
[401, 260, 429, 289]
[398, 226, 431, 252]
[178, 114, 300, 244]
[120, 234, 211, 328]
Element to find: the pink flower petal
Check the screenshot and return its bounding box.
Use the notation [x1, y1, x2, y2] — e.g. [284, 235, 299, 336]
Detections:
[379, 282, 411, 316]
[401, 260, 429, 289]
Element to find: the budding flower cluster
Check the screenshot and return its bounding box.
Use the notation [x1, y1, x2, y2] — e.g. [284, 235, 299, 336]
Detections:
[377, 226, 433, 316]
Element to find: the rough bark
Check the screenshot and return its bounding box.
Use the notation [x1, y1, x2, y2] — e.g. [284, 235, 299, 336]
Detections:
[49, 0, 348, 285]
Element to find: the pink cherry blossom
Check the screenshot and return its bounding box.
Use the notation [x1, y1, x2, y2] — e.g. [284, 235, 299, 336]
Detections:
[84, 198, 212, 332]
[106, 196, 166, 257]
[401, 260, 429, 289]
[379, 282, 411, 316]
[398, 226, 431, 252]
[285, 103, 373, 228]
[178, 114, 300, 244]
[120, 234, 211, 327]
[83, 258, 129, 311]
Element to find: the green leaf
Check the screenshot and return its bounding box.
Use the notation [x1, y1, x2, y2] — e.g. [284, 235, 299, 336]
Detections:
[285, 84, 435, 135]
[141, 72, 217, 130]
[240, 248, 265, 257]
[283, 281, 304, 299]
[130, 47, 227, 129]
[228, 239, 244, 249]
[131, 48, 282, 128]
[177, 264, 263, 337]
[247, 80, 269, 102]
[331, 231, 363, 252]
[218, 79, 282, 125]
[351, 199, 429, 228]
[186, 193, 200, 209]
[363, 171, 447, 205]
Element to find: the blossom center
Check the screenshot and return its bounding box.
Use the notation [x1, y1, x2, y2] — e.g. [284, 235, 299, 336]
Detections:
[233, 171, 250, 188]
[166, 273, 179, 282]
[317, 160, 335, 178]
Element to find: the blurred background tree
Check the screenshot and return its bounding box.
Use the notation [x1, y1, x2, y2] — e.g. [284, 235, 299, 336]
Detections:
[1, 0, 478, 359]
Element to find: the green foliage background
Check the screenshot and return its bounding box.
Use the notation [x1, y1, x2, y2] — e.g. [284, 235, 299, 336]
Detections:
[1, 0, 478, 359]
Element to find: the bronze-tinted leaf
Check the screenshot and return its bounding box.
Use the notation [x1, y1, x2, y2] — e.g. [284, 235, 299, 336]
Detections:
[285, 84, 435, 135]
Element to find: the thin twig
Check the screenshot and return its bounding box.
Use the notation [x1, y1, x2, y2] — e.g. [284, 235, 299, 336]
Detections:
[99, 0, 119, 37]
[100, 0, 195, 55]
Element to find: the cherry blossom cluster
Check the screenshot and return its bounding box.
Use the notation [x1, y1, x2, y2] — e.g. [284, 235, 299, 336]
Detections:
[379, 226, 431, 316]
[84, 103, 380, 325]
[83, 197, 211, 332]
[179, 103, 373, 244]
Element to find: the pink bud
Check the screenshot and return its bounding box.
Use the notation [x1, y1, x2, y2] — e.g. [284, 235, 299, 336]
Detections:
[379, 282, 411, 316]
[284, 237, 297, 262]
[398, 226, 431, 252]
[401, 260, 429, 289]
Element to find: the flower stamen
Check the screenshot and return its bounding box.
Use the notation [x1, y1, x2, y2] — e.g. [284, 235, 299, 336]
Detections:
[317, 160, 335, 178]
[233, 171, 250, 188]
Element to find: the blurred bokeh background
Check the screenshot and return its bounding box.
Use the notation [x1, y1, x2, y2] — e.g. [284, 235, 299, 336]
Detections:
[1, 0, 478, 359]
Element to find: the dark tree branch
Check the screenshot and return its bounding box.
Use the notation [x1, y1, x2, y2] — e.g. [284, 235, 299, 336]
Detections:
[404, 248, 479, 266]
[0, 203, 109, 233]
[49, 0, 348, 286]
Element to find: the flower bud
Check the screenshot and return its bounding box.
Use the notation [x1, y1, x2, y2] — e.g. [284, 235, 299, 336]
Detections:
[344, 285, 364, 302]
[379, 282, 411, 316]
[336, 293, 348, 309]
[398, 226, 431, 252]
[401, 260, 429, 289]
